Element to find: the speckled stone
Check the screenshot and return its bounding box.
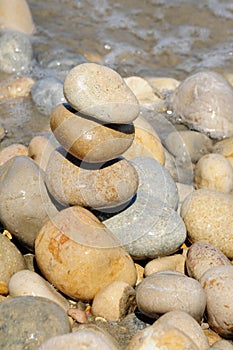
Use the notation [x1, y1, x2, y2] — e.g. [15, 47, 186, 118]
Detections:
[0, 296, 71, 350]
[186, 242, 231, 280]
[194, 153, 233, 193]
[35, 206, 137, 301]
[136, 271, 206, 322]
[0, 234, 26, 295]
[0, 31, 33, 74]
[45, 148, 139, 209]
[181, 189, 233, 258]
[0, 156, 58, 250]
[0, 143, 28, 166]
[31, 77, 66, 116]
[63, 63, 139, 123]
[172, 71, 233, 139]
[213, 137, 233, 168]
[9, 270, 69, 311]
[50, 103, 135, 163]
[200, 265, 233, 337]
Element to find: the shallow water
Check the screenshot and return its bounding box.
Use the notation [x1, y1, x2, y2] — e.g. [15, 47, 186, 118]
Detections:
[1, 0, 233, 146]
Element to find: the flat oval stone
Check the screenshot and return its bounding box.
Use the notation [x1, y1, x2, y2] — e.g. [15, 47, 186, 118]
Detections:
[186, 242, 231, 280]
[0, 156, 59, 250]
[45, 149, 138, 209]
[35, 206, 137, 301]
[200, 265, 233, 337]
[181, 189, 233, 258]
[0, 296, 71, 349]
[0, 234, 26, 295]
[194, 153, 233, 193]
[63, 63, 139, 123]
[172, 71, 233, 139]
[9, 269, 69, 311]
[50, 103, 135, 163]
[136, 271, 206, 322]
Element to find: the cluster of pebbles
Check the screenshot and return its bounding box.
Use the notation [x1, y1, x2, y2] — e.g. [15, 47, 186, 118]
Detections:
[1, 11, 233, 348]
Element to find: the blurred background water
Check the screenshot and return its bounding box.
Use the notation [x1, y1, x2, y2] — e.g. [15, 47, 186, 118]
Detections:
[1, 0, 233, 146]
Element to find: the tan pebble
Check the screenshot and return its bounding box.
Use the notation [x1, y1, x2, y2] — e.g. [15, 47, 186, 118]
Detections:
[0, 0, 35, 34]
[83, 51, 103, 63]
[203, 328, 222, 346]
[64, 63, 139, 124]
[0, 124, 5, 141]
[8, 269, 69, 311]
[0, 234, 26, 290]
[145, 76, 180, 98]
[212, 339, 233, 350]
[0, 77, 35, 100]
[67, 308, 87, 324]
[0, 144, 28, 166]
[213, 137, 233, 168]
[50, 103, 135, 163]
[127, 323, 198, 350]
[35, 206, 137, 301]
[154, 311, 209, 350]
[135, 263, 144, 285]
[144, 254, 185, 277]
[122, 114, 165, 164]
[181, 189, 233, 258]
[91, 281, 136, 321]
[186, 242, 231, 280]
[194, 153, 233, 193]
[200, 265, 233, 337]
[45, 148, 138, 209]
[28, 134, 57, 171]
[124, 76, 162, 105]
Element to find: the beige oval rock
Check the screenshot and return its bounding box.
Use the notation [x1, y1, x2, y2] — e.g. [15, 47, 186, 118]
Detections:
[8, 269, 69, 311]
[28, 134, 57, 172]
[144, 254, 185, 277]
[136, 271, 206, 322]
[0, 77, 35, 100]
[45, 148, 138, 209]
[91, 281, 136, 321]
[127, 323, 198, 350]
[194, 153, 233, 193]
[63, 63, 139, 123]
[145, 76, 180, 98]
[172, 71, 233, 139]
[0, 0, 35, 34]
[186, 242, 231, 280]
[38, 328, 119, 350]
[0, 234, 26, 295]
[122, 114, 165, 164]
[0, 143, 28, 166]
[35, 206, 137, 301]
[50, 103, 135, 162]
[0, 156, 58, 250]
[154, 311, 209, 350]
[181, 189, 233, 258]
[200, 265, 233, 337]
[213, 137, 233, 168]
[124, 76, 162, 105]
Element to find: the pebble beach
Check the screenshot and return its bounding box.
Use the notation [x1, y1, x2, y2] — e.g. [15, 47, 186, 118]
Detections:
[1, 1, 233, 349]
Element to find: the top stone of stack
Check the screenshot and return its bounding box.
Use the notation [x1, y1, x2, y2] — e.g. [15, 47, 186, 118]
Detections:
[63, 63, 139, 124]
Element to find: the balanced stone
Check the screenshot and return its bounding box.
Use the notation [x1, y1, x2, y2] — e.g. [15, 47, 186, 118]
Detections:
[0, 234, 26, 295]
[35, 206, 137, 301]
[0, 156, 58, 250]
[63, 63, 139, 123]
[0, 296, 71, 350]
[136, 271, 206, 322]
[50, 103, 135, 163]
[45, 148, 138, 209]
[181, 189, 233, 258]
[172, 71, 233, 139]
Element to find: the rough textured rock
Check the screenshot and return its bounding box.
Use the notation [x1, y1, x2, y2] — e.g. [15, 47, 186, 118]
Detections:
[35, 206, 137, 301]
[172, 71, 233, 139]
[0, 296, 71, 350]
[50, 103, 135, 162]
[181, 189, 233, 258]
[63, 63, 139, 123]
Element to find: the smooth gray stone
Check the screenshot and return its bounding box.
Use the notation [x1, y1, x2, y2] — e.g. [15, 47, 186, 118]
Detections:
[130, 156, 178, 210]
[31, 77, 66, 115]
[0, 31, 33, 73]
[0, 296, 71, 350]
